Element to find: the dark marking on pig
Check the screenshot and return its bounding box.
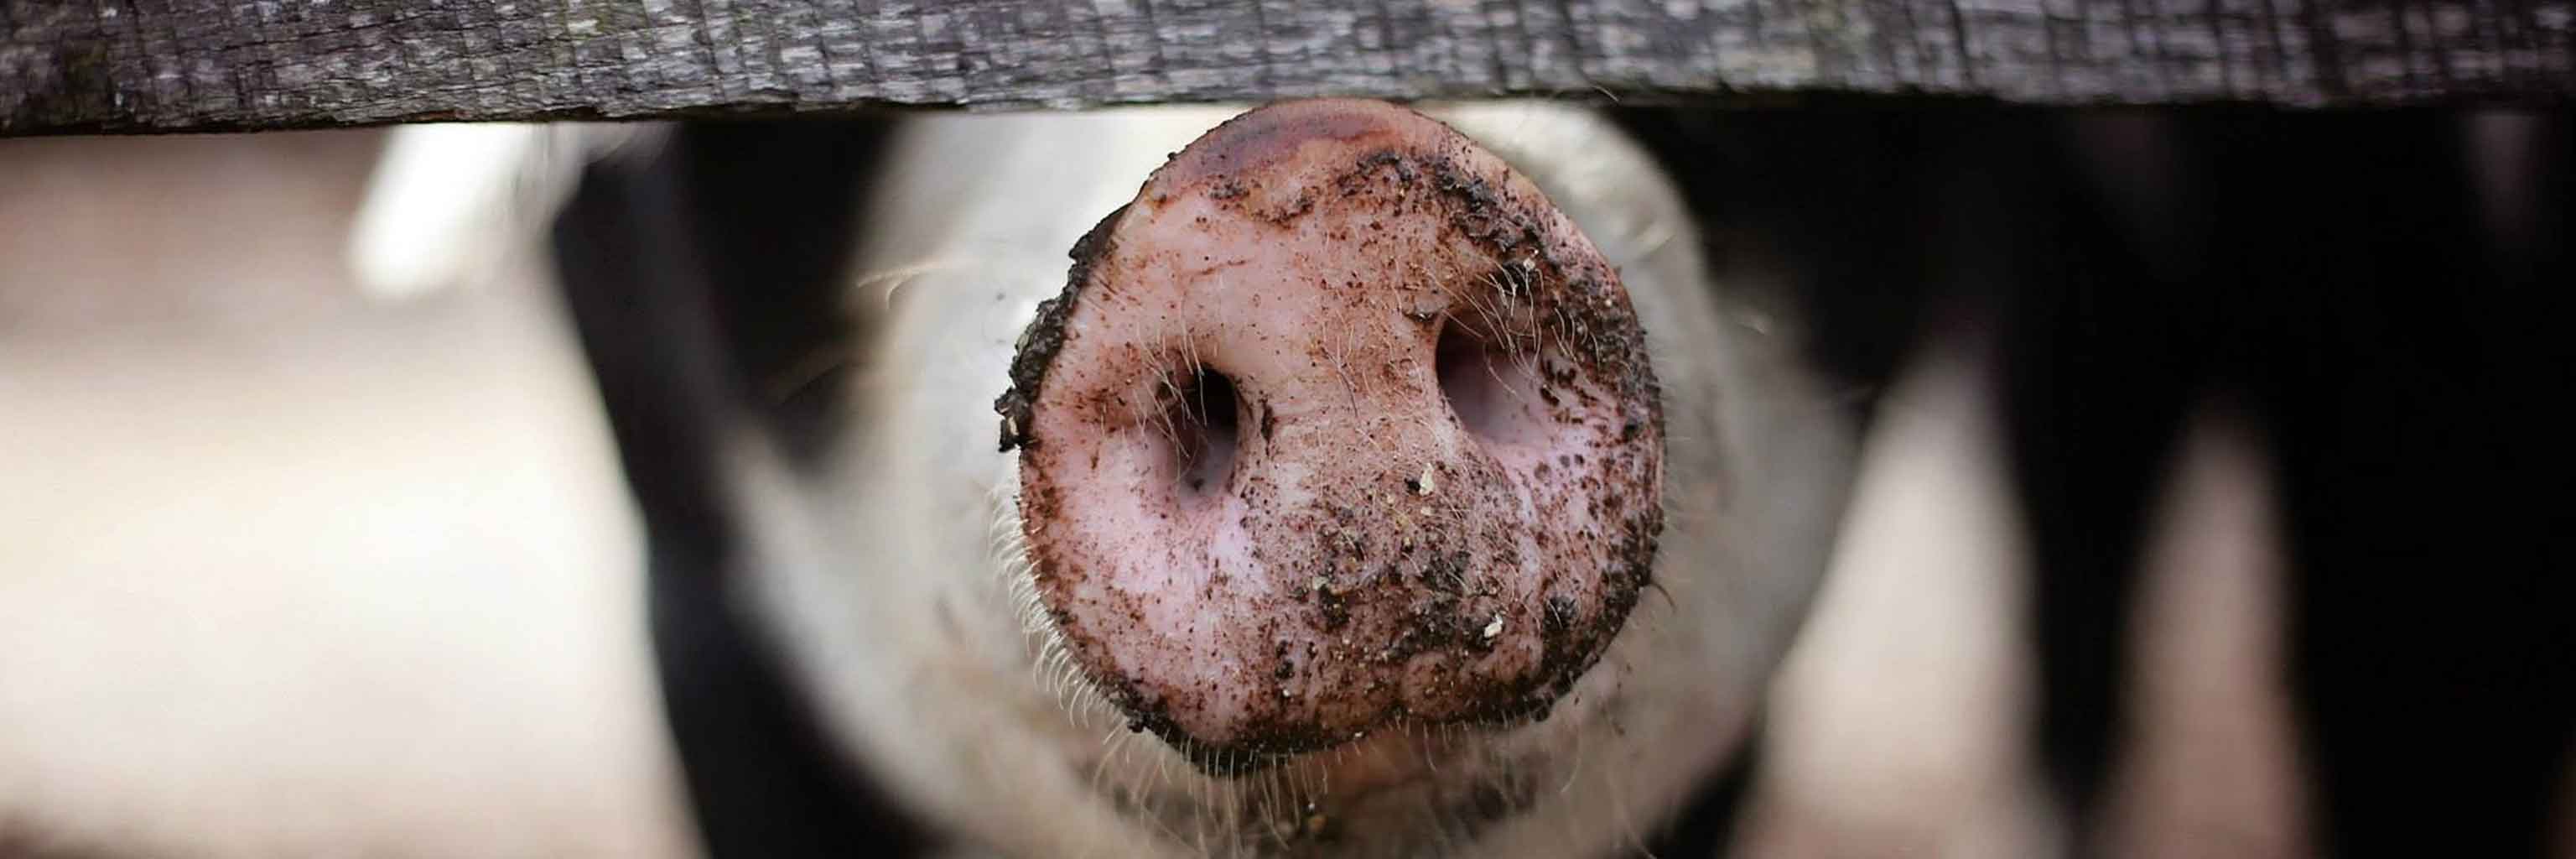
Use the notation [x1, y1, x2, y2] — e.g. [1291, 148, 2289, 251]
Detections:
[1313, 580, 1351, 630]
[995, 202, 1127, 453]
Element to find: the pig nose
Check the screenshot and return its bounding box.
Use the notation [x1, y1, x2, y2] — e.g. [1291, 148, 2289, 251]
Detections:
[995, 99, 1665, 774]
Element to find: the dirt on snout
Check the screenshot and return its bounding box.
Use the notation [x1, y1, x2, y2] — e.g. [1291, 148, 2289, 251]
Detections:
[999, 99, 1665, 775]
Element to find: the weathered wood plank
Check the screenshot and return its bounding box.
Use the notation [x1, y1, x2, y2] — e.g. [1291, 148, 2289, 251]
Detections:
[5, 0, 2571, 135]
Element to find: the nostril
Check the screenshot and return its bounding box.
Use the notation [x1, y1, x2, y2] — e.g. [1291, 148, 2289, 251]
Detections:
[1166, 367, 1243, 495]
[1436, 319, 1534, 446]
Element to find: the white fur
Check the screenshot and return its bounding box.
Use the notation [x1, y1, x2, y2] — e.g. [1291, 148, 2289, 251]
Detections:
[346, 122, 651, 300]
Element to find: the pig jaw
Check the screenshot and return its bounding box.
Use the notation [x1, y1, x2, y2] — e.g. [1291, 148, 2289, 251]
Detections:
[999, 99, 1666, 775]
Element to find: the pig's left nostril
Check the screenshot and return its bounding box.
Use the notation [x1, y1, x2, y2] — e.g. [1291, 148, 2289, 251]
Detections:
[1435, 317, 1535, 448]
[1165, 367, 1242, 496]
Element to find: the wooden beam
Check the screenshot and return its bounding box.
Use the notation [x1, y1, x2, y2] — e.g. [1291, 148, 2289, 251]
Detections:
[6, 0, 2571, 135]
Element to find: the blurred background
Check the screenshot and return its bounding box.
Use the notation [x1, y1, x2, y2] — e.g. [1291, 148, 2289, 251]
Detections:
[0, 131, 691, 857]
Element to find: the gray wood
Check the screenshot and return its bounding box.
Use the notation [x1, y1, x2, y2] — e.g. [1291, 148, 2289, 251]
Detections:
[5, 0, 2571, 135]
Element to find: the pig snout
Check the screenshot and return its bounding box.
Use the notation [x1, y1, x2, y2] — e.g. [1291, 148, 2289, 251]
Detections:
[995, 99, 1666, 774]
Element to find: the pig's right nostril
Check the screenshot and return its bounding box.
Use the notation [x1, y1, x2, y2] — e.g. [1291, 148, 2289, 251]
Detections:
[1163, 367, 1243, 496]
[1436, 319, 1508, 444]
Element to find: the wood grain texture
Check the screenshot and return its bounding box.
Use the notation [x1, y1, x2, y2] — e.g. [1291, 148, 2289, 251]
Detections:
[6, 0, 2572, 134]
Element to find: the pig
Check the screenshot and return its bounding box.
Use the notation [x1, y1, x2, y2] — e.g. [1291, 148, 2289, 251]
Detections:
[7, 95, 2566, 859]
[532, 99, 1861, 857]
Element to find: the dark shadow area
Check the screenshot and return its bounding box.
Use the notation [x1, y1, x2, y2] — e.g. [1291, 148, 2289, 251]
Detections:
[552, 120, 932, 858]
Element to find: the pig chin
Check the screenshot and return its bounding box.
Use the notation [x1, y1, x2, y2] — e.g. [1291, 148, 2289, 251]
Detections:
[996, 99, 1666, 777]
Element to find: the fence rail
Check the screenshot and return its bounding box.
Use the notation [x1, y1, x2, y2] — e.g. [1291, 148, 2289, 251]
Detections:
[6, 0, 2572, 135]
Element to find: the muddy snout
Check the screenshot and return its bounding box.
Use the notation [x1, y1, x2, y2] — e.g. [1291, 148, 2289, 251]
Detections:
[995, 99, 1665, 774]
